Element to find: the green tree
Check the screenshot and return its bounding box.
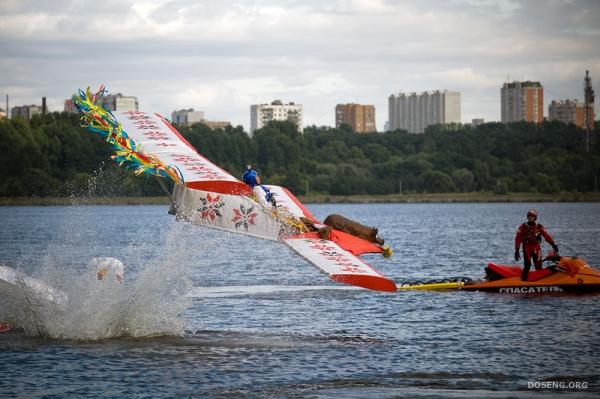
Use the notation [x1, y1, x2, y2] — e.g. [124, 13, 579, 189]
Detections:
[451, 168, 475, 192]
[420, 170, 457, 193]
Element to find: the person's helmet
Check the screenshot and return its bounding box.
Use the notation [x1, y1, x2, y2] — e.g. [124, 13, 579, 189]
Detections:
[242, 167, 258, 186]
[527, 209, 538, 219]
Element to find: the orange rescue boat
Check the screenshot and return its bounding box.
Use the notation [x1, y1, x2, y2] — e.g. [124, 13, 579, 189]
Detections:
[461, 254, 600, 294]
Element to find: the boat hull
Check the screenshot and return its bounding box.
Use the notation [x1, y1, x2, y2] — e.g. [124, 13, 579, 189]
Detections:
[461, 258, 600, 294]
[461, 282, 600, 294]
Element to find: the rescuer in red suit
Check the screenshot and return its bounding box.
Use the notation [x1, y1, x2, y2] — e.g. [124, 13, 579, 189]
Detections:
[514, 209, 559, 281]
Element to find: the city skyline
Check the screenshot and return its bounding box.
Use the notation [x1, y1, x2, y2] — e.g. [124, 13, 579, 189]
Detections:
[1, 0, 599, 132]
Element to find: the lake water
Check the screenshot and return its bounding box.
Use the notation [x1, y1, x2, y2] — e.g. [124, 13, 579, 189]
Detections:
[0, 203, 599, 398]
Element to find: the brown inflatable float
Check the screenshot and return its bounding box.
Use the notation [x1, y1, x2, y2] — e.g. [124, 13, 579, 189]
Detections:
[323, 214, 384, 245]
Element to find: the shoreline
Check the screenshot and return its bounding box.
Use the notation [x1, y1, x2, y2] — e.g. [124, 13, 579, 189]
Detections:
[297, 192, 600, 203]
[1, 192, 600, 206]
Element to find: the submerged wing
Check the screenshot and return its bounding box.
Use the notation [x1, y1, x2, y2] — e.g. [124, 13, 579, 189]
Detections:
[284, 235, 397, 292]
[0, 265, 67, 307]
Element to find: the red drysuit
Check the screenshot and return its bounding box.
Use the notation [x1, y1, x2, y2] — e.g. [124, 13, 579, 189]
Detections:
[515, 222, 556, 271]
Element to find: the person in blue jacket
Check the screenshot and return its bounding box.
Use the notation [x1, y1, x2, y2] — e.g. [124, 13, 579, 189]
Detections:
[242, 166, 277, 209]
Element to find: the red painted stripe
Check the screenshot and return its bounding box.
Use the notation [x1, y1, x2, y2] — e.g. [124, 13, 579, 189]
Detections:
[282, 187, 318, 222]
[330, 229, 383, 255]
[283, 232, 315, 240]
[185, 180, 252, 195]
[331, 274, 397, 292]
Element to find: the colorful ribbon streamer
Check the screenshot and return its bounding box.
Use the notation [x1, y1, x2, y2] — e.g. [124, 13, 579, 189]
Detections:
[72, 86, 183, 184]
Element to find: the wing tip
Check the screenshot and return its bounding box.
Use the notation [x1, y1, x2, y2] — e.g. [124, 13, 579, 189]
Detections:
[331, 274, 397, 292]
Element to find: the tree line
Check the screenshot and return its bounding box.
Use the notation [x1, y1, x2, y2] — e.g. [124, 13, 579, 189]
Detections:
[0, 111, 599, 197]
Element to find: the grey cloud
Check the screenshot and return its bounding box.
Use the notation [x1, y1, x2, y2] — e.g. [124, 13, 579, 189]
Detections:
[0, 0, 599, 129]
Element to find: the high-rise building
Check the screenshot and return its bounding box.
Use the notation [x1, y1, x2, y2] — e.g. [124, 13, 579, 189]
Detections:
[548, 99, 595, 130]
[250, 100, 303, 134]
[501, 81, 543, 123]
[335, 103, 376, 133]
[388, 90, 461, 133]
[11, 105, 42, 119]
[472, 118, 485, 126]
[202, 120, 231, 130]
[171, 109, 205, 126]
[100, 93, 139, 112]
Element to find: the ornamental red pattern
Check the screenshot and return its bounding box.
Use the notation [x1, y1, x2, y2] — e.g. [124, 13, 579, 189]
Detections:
[122, 111, 147, 117]
[142, 131, 170, 140]
[133, 121, 161, 130]
[171, 154, 196, 163]
[169, 153, 226, 180]
[232, 204, 258, 231]
[305, 239, 366, 274]
[197, 193, 225, 222]
[185, 165, 222, 179]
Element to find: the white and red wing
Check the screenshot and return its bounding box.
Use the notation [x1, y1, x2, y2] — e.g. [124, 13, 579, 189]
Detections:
[265, 185, 317, 221]
[115, 111, 240, 188]
[284, 236, 396, 292]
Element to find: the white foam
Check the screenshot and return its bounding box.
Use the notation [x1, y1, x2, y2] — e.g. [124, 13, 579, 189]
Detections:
[189, 285, 360, 298]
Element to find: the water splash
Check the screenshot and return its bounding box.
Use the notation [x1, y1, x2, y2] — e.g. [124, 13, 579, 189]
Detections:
[3, 215, 195, 340]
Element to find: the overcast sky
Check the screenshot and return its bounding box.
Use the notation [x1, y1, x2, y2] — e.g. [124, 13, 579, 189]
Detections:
[1, 0, 599, 131]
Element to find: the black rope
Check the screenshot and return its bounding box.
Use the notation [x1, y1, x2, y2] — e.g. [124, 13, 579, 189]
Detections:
[398, 277, 472, 287]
